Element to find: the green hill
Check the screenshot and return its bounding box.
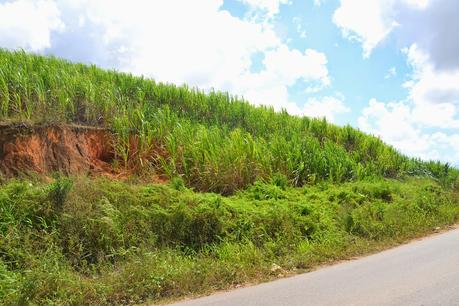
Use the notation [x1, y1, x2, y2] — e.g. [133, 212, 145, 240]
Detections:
[0, 49, 457, 192]
[0, 49, 458, 305]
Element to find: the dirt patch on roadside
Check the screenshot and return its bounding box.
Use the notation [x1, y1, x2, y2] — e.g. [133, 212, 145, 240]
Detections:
[0, 124, 115, 176]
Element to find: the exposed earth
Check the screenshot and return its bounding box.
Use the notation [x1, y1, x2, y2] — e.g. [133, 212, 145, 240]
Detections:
[0, 123, 115, 176]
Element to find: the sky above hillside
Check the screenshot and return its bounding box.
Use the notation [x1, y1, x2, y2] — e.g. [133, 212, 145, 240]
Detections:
[0, 0, 458, 164]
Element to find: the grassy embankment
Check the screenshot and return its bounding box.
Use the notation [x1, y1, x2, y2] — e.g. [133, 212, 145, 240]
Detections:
[1, 49, 459, 305]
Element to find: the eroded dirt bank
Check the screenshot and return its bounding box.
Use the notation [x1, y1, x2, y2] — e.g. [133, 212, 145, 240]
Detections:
[0, 124, 115, 176]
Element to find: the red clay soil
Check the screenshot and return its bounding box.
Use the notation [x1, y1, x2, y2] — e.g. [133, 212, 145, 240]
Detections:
[0, 123, 115, 177]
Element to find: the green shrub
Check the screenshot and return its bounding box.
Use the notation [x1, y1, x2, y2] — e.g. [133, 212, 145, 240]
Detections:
[247, 182, 286, 200]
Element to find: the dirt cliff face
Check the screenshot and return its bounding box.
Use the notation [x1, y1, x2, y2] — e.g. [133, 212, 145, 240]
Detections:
[0, 124, 115, 176]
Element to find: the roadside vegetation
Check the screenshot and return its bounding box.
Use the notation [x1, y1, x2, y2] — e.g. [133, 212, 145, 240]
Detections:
[0, 49, 459, 305]
[1, 176, 459, 305]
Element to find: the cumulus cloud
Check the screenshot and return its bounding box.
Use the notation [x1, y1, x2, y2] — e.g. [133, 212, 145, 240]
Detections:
[292, 17, 307, 38]
[230, 46, 331, 113]
[0, 0, 333, 115]
[0, 0, 64, 52]
[239, 0, 290, 17]
[358, 98, 459, 164]
[263, 46, 329, 85]
[334, 0, 459, 72]
[358, 42, 459, 163]
[398, 0, 459, 72]
[332, 0, 445, 58]
[384, 67, 397, 79]
[336, 0, 459, 163]
[333, 0, 398, 57]
[358, 43, 459, 163]
[51, 0, 279, 87]
[358, 99, 429, 157]
[402, 44, 459, 129]
[313, 0, 324, 7]
[302, 96, 350, 122]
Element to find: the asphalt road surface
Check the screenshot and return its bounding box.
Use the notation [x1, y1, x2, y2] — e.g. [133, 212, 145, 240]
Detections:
[170, 228, 459, 306]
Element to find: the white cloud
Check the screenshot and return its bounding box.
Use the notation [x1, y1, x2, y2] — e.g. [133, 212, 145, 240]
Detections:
[402, 0, 431, 9]
[338, 0, 459, 164]
[358, 98, 459, 164]
[0, 0, 330, 116]
[230, 45, 330, 112]
[263, 46, 329, 85]
[302, 96, 350, 122]
[384, 66, 397, 79]
[358, 99, 425, 156]
[314, 0, 324, 6]
[239, 0, 290, 17]
[293, 17, 307, 38]
[405, 46, 459, 106]
[239, 92, 350, 123]
[333, 0, 459, 70]
[0, 0, 64, 52]
[332, 0, 436, 58]
[333, 0, 398, 57]
[403, 44, 459, 129]
[358, 43, 459, 163]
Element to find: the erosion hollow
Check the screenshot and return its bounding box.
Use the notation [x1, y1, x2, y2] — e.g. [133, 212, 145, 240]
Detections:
[0, 124, 115, 176]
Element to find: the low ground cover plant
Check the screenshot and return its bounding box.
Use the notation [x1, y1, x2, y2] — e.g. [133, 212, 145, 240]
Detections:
[0, 176, 458, 305]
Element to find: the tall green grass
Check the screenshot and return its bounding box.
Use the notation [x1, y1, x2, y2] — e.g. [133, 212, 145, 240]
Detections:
[0, 49, 457, 193]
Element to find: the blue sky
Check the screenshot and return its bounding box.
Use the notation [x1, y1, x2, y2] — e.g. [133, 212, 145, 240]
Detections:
[222, 0, 415, 127]
[0, 0, 458, 164]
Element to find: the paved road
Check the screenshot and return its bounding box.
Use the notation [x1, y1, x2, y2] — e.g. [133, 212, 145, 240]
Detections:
[170, 228, 459, 306]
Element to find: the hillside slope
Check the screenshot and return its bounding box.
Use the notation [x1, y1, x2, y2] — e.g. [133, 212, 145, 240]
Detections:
[1, 50, 459, 305]
[0, 49, 457, 192]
